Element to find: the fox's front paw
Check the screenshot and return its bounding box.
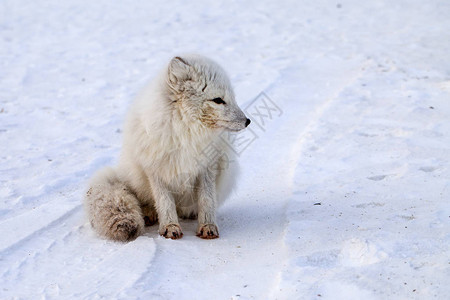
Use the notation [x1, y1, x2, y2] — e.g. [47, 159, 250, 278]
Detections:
[196, 224, 219, 239]
[160, 224, 183, 239]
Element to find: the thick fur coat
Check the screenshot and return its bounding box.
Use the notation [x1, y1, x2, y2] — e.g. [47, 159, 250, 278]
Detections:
[85, 55, 250, 241]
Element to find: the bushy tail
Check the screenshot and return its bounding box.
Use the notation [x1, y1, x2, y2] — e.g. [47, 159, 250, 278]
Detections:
[84, 167, 144, 242]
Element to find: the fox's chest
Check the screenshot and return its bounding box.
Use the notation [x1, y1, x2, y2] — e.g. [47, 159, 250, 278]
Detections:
[153, 139, 210, 184]
[136, 118, 219, 184]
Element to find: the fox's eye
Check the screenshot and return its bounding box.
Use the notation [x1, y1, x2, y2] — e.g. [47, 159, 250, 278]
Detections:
[210, 98, 226, 105]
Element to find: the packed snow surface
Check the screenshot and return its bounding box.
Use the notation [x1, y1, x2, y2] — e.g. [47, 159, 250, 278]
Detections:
[1, 0, 449, 299]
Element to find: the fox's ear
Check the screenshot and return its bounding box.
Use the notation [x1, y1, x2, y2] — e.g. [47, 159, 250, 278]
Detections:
[167, 56, 191, 89]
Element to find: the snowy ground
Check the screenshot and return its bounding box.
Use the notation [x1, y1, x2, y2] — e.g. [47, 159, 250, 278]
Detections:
[1, 0, 449, 299]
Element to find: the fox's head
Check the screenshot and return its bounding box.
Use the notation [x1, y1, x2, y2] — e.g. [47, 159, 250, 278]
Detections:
[166, 55, 250, 132]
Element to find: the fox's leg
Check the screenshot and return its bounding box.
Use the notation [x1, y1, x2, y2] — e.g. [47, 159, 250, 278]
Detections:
[148, 176, 183, 239]
[196, 169, 219, 239]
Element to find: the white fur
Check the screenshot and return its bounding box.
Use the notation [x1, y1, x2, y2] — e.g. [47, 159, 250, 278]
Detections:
[84, 54, 249, 241]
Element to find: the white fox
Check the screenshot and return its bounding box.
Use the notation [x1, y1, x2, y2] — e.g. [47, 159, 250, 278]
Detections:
[85, 54, 250, 241]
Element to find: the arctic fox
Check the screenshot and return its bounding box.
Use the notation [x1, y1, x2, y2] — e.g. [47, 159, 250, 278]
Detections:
[85, 54, 250, 241]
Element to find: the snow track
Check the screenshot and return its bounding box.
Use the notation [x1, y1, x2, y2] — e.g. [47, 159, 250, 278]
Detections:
[0, 206, 156, 299]
[276, 56, 450, 299]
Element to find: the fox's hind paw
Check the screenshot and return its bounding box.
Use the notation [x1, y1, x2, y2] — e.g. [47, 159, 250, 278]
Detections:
[141, 204, 158, 226]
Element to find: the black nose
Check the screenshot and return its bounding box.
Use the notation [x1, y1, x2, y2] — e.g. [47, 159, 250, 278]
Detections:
[245, 118, 251, 127]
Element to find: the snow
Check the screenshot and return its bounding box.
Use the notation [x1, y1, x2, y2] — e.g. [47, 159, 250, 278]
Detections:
[1, 0, 449, 299]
